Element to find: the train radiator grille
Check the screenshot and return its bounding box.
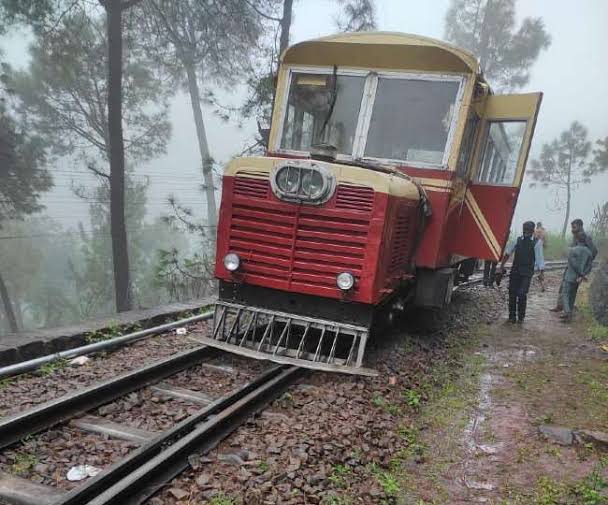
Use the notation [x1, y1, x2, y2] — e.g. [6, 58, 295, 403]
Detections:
[228, 179, 372, 290]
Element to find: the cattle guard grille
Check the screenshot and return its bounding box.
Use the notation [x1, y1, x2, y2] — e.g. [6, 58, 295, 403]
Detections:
[191, 302, 375, 376]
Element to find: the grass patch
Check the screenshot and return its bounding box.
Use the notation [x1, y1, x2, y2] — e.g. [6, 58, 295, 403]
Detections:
[508, 457, 608, 505]
[367, 462, 401, 499]
[371, 393, 401, 415]
[208, 494, 237, 505]
[85, 321, 143, 344]
[328, 464, 352, 488]
[321, 495, 353, 505]
[0, 377, 15, 390]
[38, 357, 69, 376]
[10, 451, 37, 475]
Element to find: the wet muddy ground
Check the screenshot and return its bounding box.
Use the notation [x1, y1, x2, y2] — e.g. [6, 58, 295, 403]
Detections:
[403, 271, 608, 504]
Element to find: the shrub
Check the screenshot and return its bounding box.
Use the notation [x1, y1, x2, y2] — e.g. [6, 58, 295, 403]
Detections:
[590, 259, 608, 326]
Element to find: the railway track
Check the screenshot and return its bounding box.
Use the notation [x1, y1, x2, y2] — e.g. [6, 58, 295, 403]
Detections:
[0, 340, 303, 505]
[0, 262, 571, 504]
[455, 259, 568, 290]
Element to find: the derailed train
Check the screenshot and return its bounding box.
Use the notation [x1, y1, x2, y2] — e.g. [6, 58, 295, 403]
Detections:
[200, 32, 542, 375]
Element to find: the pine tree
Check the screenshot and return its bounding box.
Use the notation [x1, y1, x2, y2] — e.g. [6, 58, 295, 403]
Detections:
[528, 122, 608, 238]
[444, 0, 550, 90]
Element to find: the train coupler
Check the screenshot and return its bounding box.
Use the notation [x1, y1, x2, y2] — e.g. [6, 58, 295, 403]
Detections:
[190, 301, 376, 376]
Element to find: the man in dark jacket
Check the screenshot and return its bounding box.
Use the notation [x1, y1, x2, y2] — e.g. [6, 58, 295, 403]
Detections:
[550, 219, 598, 312]
[500, 221, 543, 323]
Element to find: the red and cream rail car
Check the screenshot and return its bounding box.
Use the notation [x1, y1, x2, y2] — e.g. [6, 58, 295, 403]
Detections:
[202, 32, 542, 375]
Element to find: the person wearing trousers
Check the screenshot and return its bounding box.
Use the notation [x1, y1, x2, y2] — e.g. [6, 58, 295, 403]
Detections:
[500, 221, 544, 323]
[560, 230, 593, 322]
[550, 219, 597, 312]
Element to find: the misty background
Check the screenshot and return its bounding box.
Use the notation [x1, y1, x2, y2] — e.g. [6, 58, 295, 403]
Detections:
[1, 0, 607, 335]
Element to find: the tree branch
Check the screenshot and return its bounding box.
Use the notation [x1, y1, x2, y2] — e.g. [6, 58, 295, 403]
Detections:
[242, 0, 282, 22]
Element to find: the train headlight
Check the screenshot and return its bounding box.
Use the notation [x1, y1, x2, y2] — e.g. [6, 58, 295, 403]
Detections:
[271, 162, 335, 205]
[223, 253, 241, 272]
[336, 272, 355, 291]
[301, 169, 325, 199]
[276, 165, 300, 194]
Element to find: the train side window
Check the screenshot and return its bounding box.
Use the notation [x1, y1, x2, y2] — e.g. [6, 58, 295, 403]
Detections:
[456, 112, 480, 177]
[476, 120, 526, 185]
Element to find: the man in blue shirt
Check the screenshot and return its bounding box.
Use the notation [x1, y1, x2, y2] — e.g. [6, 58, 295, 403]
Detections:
[560, 230, 594, 322]
[500, 221, 545, 323]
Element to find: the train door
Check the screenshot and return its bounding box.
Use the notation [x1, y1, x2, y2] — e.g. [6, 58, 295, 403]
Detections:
[453, 92, 543, 261]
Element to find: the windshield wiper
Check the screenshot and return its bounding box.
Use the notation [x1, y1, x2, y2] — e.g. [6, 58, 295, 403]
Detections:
[316, 65, 338, 143]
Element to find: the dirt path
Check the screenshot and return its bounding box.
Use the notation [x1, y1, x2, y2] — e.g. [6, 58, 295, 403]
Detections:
[404, 272, 608, 504]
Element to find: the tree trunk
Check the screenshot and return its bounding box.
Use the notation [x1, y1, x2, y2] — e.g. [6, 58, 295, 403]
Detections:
[279, 0, 294, 55]
[478, 0, 492, 70]
[561, 157, 572, 239]
[184, 62, 217, 235]
[106, 0, 132, 312]
[0, 271, 18, 333]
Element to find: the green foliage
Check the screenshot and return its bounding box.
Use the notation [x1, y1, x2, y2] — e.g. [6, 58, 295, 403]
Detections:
[371, 393, 400, 415]
[85, 321, 142, 344]
[0, 108, 51, 222]
[367, 463, 401, 498]
[529, 122, 608, 238]
[321, 495, 352, 505]
[402, 389, 422, 408]
[38, 357, 69, 376]
[0, 377, 14, 390]
[208, 494, 237, 505]
[10, 451, 37, 475]
[328, 464, 352, 488]
[444, 0, 551, 91]
[522, 460, 608, 505]
[335, 0, 377, 32]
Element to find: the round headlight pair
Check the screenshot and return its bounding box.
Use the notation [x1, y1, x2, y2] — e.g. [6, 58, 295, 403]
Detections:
[223, 253, 241, 272]
[336, 272, 355, 291]
[272, 163, 334, 204]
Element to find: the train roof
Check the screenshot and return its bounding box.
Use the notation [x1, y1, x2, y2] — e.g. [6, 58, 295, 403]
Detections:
[282, 31, 480, 75]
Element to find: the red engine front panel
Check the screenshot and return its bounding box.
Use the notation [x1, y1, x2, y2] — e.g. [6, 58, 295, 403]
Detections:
[215, 175, 418, 305]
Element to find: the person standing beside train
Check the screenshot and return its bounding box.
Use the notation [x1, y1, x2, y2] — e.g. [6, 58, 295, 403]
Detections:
[534, 222, 547, 291]
[499, 221, 544, 323]
[560, 229, 594, 322]
[549, 219, 598, 313]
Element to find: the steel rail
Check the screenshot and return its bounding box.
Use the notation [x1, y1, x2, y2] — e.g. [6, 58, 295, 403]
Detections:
[0, 311, 213, 379]
[0, 346, 217, 450]
[455, 260, 568, 291]
[54, 365, 302, 505]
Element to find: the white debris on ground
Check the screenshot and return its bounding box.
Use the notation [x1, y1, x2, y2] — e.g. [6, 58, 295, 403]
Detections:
[66, 464, 101, 481]
[69, 356, 90, 367]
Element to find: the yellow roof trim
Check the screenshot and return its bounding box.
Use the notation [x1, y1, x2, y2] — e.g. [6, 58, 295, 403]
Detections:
[282, 32, 479, 74]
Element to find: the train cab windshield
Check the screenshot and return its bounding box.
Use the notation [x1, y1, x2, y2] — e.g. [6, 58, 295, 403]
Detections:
[279, 70, 463, 167]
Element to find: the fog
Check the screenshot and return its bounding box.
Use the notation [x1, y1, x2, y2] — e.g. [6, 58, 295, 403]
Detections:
[1, 0, 607, 334]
